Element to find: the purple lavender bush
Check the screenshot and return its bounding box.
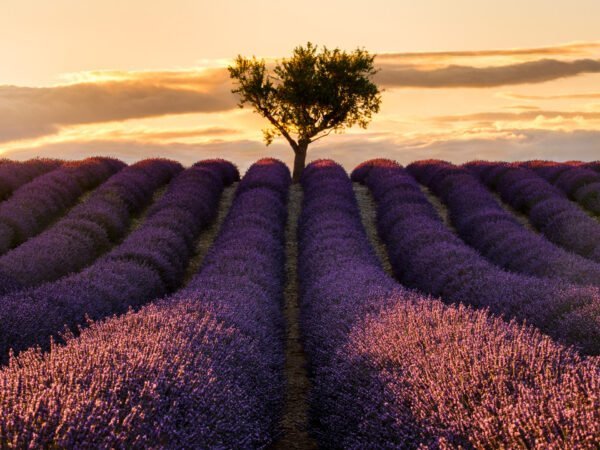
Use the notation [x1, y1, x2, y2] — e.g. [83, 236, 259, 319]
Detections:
[584, 161, 600, 173]
[0, 159, 287, 448]
[0, 159, 181, 289]
[0, 157, 124, 254]
[0, 271, 21, 296]
[0, 158, 61, 201]
[407, 160, 600, 287]
[466, 161, 600, 263]
[300, 159, 599, 448]
[353, 159, 600, 354]
[0, 160, 237, 363]
[518, 160, 572, 181]
[522, 160, 600, 215]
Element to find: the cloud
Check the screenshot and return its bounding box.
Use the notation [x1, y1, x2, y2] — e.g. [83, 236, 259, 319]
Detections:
[500, 92, 600, 100]
[376, 59, 600, 88]
[4, 44, 600, 148]
[433, 110, 600, 122]
[502, 105, 542, 111]
[409, 129, 600, 163]
[0, 72, 236, 143]
[375, 42, 600, 61]
[59, 68, 231, 90]
[94, 126, 240, 141]
[310, 129, 600, 166]
[3, 129, 600, 172]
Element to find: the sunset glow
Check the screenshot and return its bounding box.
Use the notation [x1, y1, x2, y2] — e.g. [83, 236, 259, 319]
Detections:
[2, 0, 599, 169]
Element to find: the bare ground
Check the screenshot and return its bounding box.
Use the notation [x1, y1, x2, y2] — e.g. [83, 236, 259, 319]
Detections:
[420, 181, 539, 233]
[182, 183, 237, 285]
[38, 183, 99, 233]
[418, 183, 457, 232]
[273, 184, 318, 450]
[353, 183, 394, 276]
[127, 185, 167, 234]
[488, 190, 537, 231]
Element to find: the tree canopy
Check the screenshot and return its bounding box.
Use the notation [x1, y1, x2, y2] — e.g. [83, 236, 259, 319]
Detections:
[228, 42, 382, 180]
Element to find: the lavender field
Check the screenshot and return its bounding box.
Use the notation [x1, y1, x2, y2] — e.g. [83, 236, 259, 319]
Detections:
[0, 157, 598, 449]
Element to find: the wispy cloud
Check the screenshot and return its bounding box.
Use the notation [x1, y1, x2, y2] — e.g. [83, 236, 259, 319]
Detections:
[407, 129, 600, 163]
[375, 58, 600, 88]
[0, 71, 236, 143]
[499, 91, 600, 100]
[58, 68, 230, 89]
[433, 110, 600, 122]
[502, 105, 542, 111]
[92, 126, 240, 141]
[3, 129, 599, 171]
[376, 42, 600, 61]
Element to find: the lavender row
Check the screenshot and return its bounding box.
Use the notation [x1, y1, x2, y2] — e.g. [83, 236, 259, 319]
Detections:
[299, 160, 598, 448]
[0, 157, 124, 254]
[467, 162, 600, 263]
[584, 161, 600, 173]
[0, 159, 182, 291]
[0, 160, 237, 363]
[407, 160, 600, 287]
[0, 158, 61, 200]
[353, 159, 600, 354]
[520, 161, 600, 215]
[0, 159, 288, 448]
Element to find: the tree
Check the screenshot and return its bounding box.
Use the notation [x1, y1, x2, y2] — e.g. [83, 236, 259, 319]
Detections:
[228, 42, 382, 181]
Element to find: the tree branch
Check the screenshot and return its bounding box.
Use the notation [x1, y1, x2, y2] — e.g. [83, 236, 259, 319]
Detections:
[258, 106, 299, 151]
[309, 128, 335, 143]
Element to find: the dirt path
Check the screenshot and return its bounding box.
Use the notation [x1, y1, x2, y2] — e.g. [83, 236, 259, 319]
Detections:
[418, 184, 456, 231]
[353, 184, 394, 277]
[182, 183, 237, 285]
[273, 184, 318, 449]
[488, 190, 537, 231]
[419, 178, 541, 235]
[36, 184, 99, 236]
[126, 185, 167, 234]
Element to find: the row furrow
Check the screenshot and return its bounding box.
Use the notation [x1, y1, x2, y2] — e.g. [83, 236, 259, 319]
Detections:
[522, 161, 600, 215]
[407, 160, 600, 287]
[0, 158, 62, 201]
[0, 159, 182, 292]
[468, 162, 600, 262]
[0, 159, 287, 448]
[0, 158, 598, 448]
[0, 160, 237, 363]
[301, 160, 598, 448]
[0, 157, 124, 254]
[353, 159, 600, 354]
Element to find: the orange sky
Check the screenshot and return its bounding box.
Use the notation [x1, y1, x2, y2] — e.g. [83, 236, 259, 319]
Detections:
[1, 0, 599, 170]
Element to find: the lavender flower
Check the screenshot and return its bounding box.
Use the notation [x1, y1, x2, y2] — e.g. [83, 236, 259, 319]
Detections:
[0, 160, 237, 363]
[584, 161, 600, 173]
[521, 160, 600, 215]
[407, 160, 600, 287]
[354, 159, 600, 354]
[0, 159, 182, 289]
[0, 157, 124, 254]
[466, 161, 600, 263]
[301, 159, 599, 448]
[0, 158, 61, 201]
[0, 159, 287, 448]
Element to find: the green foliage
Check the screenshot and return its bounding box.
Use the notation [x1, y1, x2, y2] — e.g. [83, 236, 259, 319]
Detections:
[228, 42, 382, 152]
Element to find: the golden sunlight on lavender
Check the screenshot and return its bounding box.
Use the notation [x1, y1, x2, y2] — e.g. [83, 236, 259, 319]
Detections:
[0, 1, 598, 448]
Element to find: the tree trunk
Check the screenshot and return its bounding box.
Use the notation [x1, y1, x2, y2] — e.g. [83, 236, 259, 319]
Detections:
[292, 145, 308, 183]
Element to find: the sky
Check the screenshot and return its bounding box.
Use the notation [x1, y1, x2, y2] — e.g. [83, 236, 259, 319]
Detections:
[1, 0, 599, 171]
